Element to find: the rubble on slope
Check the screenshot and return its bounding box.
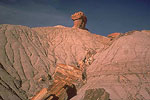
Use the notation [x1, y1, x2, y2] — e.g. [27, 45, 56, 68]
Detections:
[31, 48, 100, 100]
[83, 88, 110, 100]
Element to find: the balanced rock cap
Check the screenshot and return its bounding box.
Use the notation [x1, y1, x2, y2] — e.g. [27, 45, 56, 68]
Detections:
[71, 11, 87, 29]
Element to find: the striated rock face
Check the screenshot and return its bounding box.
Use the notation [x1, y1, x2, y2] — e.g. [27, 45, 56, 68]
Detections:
[0, 24, 52, 99]
[71, 11, 87, 29]
[0, 63, 27, 100]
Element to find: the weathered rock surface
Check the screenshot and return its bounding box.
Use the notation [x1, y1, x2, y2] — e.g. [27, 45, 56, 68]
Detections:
[83, 88, 110, 100]
[0, 24, 53, 99]
[72, 30, 150, 100]
[32, 26, 110, 73]
[0, 63, 27, 100]
[0, 24, 110, 100]
[41, 64, 84, 100]
[0, 23, 150, 100]
[71, 11, 87, 29]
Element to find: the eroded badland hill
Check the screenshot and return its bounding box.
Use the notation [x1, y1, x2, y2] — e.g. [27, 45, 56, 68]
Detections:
[0, 11, 150, 100]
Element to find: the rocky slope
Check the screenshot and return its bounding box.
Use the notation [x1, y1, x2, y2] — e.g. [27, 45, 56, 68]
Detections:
[0, 23, 150, 100]
[0, 24, 110, 100]
[72, 30, 150, 100]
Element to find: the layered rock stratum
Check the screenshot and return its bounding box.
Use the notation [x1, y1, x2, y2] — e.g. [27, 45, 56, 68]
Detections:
[0, 21, 150, 100]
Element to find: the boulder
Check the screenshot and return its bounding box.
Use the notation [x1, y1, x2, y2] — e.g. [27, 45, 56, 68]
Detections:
[83, 88, 110, 100]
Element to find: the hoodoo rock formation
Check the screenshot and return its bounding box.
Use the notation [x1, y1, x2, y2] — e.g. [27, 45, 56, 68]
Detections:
[0, 12, 150, 100]
[71, 11, 87, 29]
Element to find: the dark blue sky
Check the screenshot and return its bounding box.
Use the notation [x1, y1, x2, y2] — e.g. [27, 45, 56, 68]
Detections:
[0, 0, 150, 36]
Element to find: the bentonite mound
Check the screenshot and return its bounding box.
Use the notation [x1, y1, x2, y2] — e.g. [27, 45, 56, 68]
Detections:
[0, 24, 110, 100]
[72, 30, 150, 100]
[0, 24, 52, 99]
[0, 23, 150, 100]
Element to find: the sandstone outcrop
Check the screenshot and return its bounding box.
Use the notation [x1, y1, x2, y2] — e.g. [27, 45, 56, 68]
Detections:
[71, 11, 87, 29]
